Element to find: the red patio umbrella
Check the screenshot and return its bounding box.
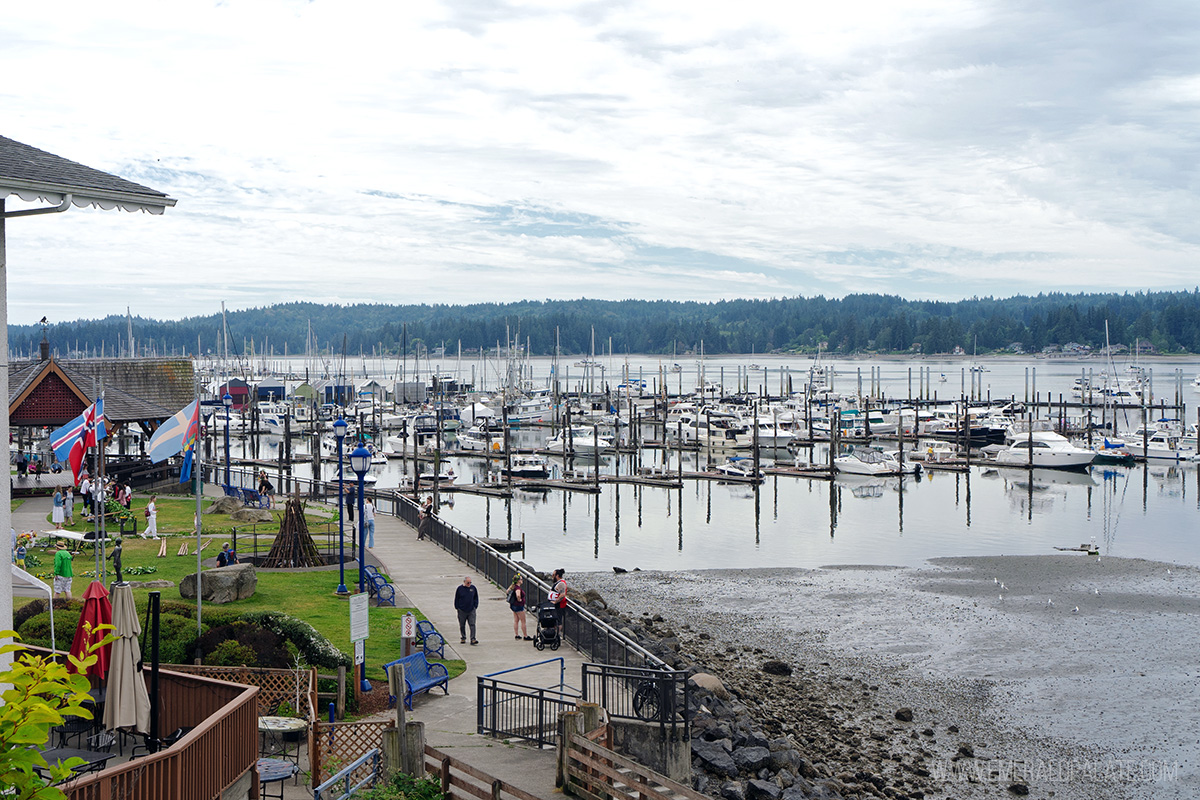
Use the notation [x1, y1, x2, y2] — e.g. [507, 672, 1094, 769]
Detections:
[69, 580, 113, 678]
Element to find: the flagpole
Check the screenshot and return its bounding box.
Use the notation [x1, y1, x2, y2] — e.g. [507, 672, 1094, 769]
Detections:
[92, 382, 101, 580]
[97, 385, 106, 583]
[193, 376, 203, 664]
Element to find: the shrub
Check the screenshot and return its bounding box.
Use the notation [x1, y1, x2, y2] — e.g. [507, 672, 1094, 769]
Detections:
[18, 608, 81, 649]
[208, 639, 260, 667]
[197, 622, 290, 668]
[239, 611, 351, 669]
[13, 598, 75, 631]
[156, 613, 205, 665]
[359, 773, 446, 800]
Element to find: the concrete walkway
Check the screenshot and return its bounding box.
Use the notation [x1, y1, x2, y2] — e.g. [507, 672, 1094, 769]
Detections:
[361, 509, 582, 798]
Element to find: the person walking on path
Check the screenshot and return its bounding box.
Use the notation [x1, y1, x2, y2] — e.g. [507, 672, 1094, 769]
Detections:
[454, 576, 479, 645]
[550, 568, 569, 628]
[507, 575, 530, 640]
[51, 489, 65, 530]
[79, 474, 92, 518]
[53, 544, 74, 600]
[143, 495, 158, 539]
[417, 495, 434, 540]
[64, 488, 75, 526]
[364, 498, 376, 548]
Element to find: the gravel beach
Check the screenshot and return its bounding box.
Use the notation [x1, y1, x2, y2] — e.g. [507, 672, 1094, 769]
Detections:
[577, 554, 1199, 800]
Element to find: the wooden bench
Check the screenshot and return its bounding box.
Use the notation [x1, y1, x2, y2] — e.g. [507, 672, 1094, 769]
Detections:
[382, 653, 449, 710]
[414, 620, 444, 660]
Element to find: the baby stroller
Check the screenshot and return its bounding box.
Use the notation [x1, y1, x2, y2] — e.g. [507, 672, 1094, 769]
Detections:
[533, 602, 561, 651]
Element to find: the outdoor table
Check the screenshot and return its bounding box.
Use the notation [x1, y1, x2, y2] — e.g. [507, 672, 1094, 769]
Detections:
[38, 747, 115, 776]
[257, 757, 297, 800]
[257, 715, 308, 762]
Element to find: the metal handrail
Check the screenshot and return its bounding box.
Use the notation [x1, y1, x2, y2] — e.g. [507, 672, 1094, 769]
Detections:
[313, 748, 381, 800]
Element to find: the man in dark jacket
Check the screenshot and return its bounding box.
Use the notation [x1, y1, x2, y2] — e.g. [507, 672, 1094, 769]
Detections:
[454, 576, 479, 645]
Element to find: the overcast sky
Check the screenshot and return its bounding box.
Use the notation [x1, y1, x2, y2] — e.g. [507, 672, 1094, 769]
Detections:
[3, 0, 1199, 324]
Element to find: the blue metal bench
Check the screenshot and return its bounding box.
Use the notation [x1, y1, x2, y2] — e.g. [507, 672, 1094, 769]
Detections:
[382, 653, 449, 710]
[222, 485, 241, 499]
[414, 620, 444, 659]
[366, 572, 395, 607]
[240, 488, 269, 509]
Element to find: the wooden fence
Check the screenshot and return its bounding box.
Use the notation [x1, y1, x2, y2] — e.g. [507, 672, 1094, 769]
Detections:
[422, 744, 543, 800]
[563, 729, 706, 800]
[164, 663, 317, 720]
[311, 719, 396, 787]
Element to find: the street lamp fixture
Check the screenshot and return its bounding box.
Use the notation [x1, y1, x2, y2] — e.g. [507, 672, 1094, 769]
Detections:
[349, 440, 372, 692]
[222, 392, 233, 487]
[333, 418, 348, 595]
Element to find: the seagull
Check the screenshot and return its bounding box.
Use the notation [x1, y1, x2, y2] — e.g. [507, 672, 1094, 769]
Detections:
[1047, 598, 1054, 606]
[1167, 568, 1172, 576]
[1094, 588, 1100, 596]
[1073, 606, 1079, 613]
[999, 594, 1004, 601]
[994, 578, 999, 584]
[1000, 583, 1007, 591]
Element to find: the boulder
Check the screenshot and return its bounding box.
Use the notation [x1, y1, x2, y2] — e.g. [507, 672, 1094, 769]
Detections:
[179, 563, 257, 604]
[746, 779, 782, 800]
[693, 740, 738, 777]
[690, 672, 731, 701]
[205, 496, 243, 515]
[231, 507, 274, 523]
[732, 746, 771, 773]
[127, 580, 175, 589]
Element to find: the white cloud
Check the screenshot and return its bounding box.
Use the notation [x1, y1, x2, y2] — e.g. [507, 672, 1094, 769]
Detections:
[3, 0, 1200, 323]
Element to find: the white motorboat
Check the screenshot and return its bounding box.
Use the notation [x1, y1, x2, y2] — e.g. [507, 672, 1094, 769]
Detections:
[835, 448, 920, 476]
[748, 418, 796, 449]
[545, 427, 613, 454]
[993, 431, 1096, 470]
[910, 440, 958, 463]
[457, 426, 501, 452]
[417, 467, 457, 485]
[1121, 426, 1198, 461]
[713, 456, 764, 481]
[502, 454, 550, 480]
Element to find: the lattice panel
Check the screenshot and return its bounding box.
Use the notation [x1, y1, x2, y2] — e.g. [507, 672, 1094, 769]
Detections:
[312, 720, 394, 786]
[163, 664, 317, 719]
[13, 372, 86, 424]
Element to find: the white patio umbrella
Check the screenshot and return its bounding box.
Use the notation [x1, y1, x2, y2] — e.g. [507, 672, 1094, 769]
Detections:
[102, 583, 150, 733]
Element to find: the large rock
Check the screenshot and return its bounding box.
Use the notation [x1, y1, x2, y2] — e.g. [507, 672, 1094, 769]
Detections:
[696, 671, 729, 700]
[179, 563, 257, 604]
[732, 746, 771, 773]
[205, 496, 243, 515]
[693, 740, 738, 777]
[231, 507, 273, 523]
[746, 779, 782, 800]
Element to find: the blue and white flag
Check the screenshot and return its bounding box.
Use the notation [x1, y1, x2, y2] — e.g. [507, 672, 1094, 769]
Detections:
[147, 400, 200, 464]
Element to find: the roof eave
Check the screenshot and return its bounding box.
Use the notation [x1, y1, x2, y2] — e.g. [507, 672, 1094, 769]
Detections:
[1, 180, 176, 215]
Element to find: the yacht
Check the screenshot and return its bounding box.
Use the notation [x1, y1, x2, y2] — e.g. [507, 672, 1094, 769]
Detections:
[457, 425, 501, 452]
[993, 431, 1096, 470]
[502, 453, 550, 480]
[713, 456, 764, 481]
[1121, 422, 1197, 461]
[545, 427, 613, 454]
[834, 448, 920, 476]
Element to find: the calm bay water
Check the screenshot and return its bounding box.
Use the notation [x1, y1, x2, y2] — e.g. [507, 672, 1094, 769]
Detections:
[230, 355, 1200, 573]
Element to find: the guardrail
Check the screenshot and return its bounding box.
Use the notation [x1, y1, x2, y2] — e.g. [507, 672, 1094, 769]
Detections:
[477, 658, 580, 747]
[313, 748, 381, 800]
[581, 663, 690, 737]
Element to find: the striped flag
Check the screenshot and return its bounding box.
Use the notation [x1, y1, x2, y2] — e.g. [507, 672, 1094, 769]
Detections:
[48, 399, 105, 485]
[147, 401, 201, 484]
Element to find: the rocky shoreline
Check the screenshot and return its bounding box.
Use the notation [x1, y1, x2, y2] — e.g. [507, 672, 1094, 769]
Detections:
[576, 556, 1199, 800]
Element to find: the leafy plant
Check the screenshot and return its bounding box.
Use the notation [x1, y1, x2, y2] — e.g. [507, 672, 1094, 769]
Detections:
[359, 772, 447, 800]
[208, 639, 259, 667]
[239, 611, 352, 669]
[0, 628, 113, 799]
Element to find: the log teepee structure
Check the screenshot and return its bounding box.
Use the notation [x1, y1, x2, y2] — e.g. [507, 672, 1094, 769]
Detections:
[261, 493, 322, 568]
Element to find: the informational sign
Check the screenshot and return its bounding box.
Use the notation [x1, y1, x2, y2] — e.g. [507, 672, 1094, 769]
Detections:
[354, 639, 365, 666]
[401, 612, 417, 639]
[350, 592, 369, 643]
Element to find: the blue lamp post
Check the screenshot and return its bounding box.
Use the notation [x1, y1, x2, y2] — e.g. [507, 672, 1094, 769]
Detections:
[333, 418, 348, 594]
[222, 392, 233, 487]
[349, 441, 373, 692]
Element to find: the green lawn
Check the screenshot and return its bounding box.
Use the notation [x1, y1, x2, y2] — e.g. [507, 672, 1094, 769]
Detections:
[45, 500, 463, 684]
[55, 494, 335, 539]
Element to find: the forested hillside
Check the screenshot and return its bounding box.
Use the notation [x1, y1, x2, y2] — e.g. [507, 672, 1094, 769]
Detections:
[13, 291, 1200, 358]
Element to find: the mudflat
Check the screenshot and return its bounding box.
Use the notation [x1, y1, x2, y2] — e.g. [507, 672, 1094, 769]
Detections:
[579, 554, 1198, 799]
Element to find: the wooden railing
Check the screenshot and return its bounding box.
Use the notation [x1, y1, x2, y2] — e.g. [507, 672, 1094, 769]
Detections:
[423, 744, 543, 800]
[61, 668, 259, 800]
[564, 730, 706, 800]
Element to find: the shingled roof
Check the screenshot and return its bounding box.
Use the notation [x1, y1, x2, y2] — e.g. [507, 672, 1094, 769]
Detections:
[9, 357, 195, 425]
[0, 135, 176, 214]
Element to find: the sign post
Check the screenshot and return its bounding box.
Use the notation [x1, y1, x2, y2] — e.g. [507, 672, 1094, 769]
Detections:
[350, 592, 369, 704]
[401, 611, 417, 657]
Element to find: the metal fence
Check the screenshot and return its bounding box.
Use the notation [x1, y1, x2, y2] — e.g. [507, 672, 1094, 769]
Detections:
[581, 663, 690, 737]
[477, 658, 579, 747]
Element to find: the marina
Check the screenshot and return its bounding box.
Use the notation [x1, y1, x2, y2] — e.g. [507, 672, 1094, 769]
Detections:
[118, 352, 1200, 578]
